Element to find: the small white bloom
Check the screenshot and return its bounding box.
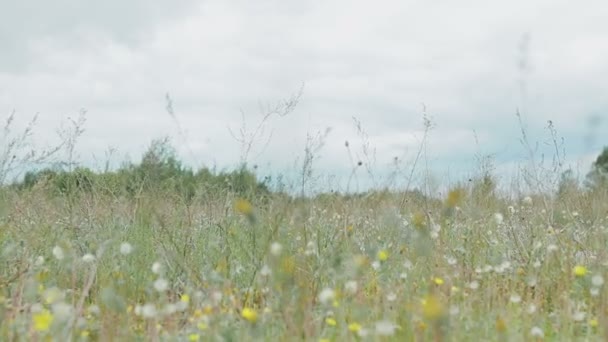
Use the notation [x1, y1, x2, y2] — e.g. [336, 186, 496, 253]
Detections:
[533, 260, 541, 268]
[447, 257, 457, 266]
[493, 213, 504, 225]
[51, 302, 73, 321]
[82, 253, 96, 263]
[163, 303, 177, 315]
[400, 272, 408, 280]
[572, 311, 586, 321]
[120, 242, 133, 255]
[509, 294, 522, 303]
[318, 288, 335, 305]
[371, 261, 381, 270]
[469, 281, 479, 290]
[154, 278, 169, 292]
[35, 256, 45, 266]
[134, 305, 143, 316]
[386, 292, 397, 302]
[53, 246, 64, 260]
[375, 320, 397, 336]
[590, 287, 600, 296]
[547, 244, 558, 252]
[142, 303, 157, 318]
[592, 275, 604, 287]
[270, 242, 283, 256]
[175, 300, 188, 312]
[357, 328, 370, 338]
[260, 264, 272, 277]
[344, 280, 358, 294]
[152, 262, 162, 274]
[527, 304, 537, 314]
[522, 196, 533, 206]
[530, 326, 544, 338]
[572, 211, 579, 217]
[88, 305, 100, 316]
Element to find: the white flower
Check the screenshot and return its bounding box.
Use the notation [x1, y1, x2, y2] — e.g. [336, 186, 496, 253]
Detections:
[35, 256, 45, 266]
[260, 264, 271, 277]
[509, 294, 522, 303]
[142, 303, 157, 318]
[120, 242, 133, 255]
[592, 275, 604, 287]
[547, 244, 558, 252]
[154, 278, 169, 292]
[375, 320, 398, 336]
[527, 304, 537, 314]
[371, 261, 381, 270]
[318, 288, 335, 305]
[530, 326, 544, 338]
[344, 281, 358, 295]
[572, 311, 586, 321]
[82, 253, 95, 263]
[53, 246, 64, 260]
[469, 281, 479, 290]
[522, 196, 533, 206]
[151, 262, 162, 274]
[493, 213, 504, 225]
[51, 302, 73, 321]
[386, 292, 397, 302]
[270, 242, 283, 256]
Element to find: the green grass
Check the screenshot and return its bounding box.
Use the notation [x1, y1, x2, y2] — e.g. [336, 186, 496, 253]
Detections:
[1, 182, 607, 341]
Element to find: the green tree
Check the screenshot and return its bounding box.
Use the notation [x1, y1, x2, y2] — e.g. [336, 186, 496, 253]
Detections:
[586, 147, 608, 189]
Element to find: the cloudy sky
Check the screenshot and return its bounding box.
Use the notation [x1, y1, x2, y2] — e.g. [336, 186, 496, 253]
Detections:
[1, 0, 607, 192]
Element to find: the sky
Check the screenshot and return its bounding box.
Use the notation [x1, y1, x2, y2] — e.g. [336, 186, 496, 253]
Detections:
[1, 0, 607, 193]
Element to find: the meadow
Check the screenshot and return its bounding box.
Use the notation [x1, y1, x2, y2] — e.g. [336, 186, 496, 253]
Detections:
[1, 116, 607, 341]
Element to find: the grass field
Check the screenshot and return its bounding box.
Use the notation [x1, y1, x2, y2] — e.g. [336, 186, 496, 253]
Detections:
[1, 172, 607, 341]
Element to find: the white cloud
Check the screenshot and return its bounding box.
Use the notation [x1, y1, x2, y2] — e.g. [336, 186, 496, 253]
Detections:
[1, 0, 607, 190]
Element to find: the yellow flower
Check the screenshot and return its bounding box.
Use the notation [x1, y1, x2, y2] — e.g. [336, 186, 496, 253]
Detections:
[241, 307, 258, 323]
[33, 309, 54, 332]
[377, 250, 389, 262]
[573, 265, 587, 277]
[188, 333, 200, 341]
[348, 322, 362, 333]
[180, 294, 190, 303]
[422, 295, 444, 320]
[197, 322, 208, 331]
[81, 330, 90, 338]
[446, 188, 465, 207]
[234, 198, 253, 215]
[433, 277, 444, 285]
[320, 339, 331, 342]
[495, 317, 507, 333]
[325, 317, 337, 326]
[589, 318, 599, 328]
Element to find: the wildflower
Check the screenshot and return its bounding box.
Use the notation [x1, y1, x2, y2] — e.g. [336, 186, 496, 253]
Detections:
[433, 277, 444, 286]
[234, 198, 253, 215]
[348, 322, 362, 333]
[495, 316, 507, 333]
[344, 280, 358, 295]
[51, 302, 73, 321]
[43, 287, 64, 305]
[188, 334, 200, 341]
[589, 318, 599, 328]
[52, 246, 64, 260]
[318, 288, 335, 305]
[152, 262, 163, 275]
[120, 242, 133, 255]
[592, 275, 604, 287]
[270, 242, 283, 256]
[527, 304, 537, 314]
[469, 281, 479, 290]
[375, 320, 398, 336]
[377, 250, 389, 262]
[509, 294, 521, 304]
[530, 326, 544, 338]
[154, 278, 169, 292]
[325, 317, 337, 326]
[522, 196, 533, 206]
[260, 264, 271, 277]
[142, 304, 157, 318]
[82, 254, 95, 263]
[386, 292, 397, 302]
[241, 307, 258, 323]
[573, 265, 587, 277]
[33, 309, 54, 332]
[180, 294, 190, 303]
[35, 256, 45, 266]
[446, 188, 465, 207]
[422, 295, 444, 320]
[572, 311, 586, 322]
[494, 213, 504, 225]
[319, 339, 331, 342]
[197, 322, 208, 331]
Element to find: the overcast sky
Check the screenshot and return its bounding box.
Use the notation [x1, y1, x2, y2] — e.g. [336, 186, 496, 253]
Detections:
[1, 0, 607, 192]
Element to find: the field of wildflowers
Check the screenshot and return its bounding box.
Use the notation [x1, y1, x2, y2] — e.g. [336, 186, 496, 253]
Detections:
[1, 175, 607, 341]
